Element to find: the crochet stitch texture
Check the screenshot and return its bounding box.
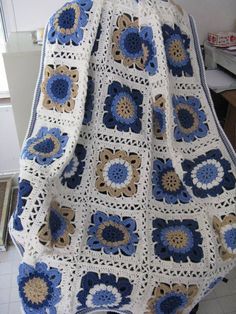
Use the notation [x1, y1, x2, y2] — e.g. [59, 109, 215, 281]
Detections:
[9, 0, 236, 313]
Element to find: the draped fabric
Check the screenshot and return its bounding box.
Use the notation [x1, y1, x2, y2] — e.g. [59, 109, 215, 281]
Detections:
[9, 0, 236, 313]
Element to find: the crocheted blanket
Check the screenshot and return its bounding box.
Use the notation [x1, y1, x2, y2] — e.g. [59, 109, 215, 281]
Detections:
[9, 0, 236, 313]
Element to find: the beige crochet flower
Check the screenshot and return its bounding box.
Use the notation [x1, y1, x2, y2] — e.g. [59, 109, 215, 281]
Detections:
[152, 94, 167, 139]
[96, 148, 141, 197]
[146, 283, 198, 314]
[112, 14, 149, 70]
[38, 201, 75, 248]
[213, 214, 236, 261]
[41, 65, 79, 113]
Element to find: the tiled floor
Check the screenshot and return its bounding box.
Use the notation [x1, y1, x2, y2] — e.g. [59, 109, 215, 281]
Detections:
[0, 246, 236, 314]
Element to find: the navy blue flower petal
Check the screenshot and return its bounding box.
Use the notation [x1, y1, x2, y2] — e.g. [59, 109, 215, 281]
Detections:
[182, 149, 236, 198]
[13, 179, 33, 231]
[18, 262, 61, 314]
[87, 211, 139, 256]
[22, 127, 68, 166]
[162, 23, 193, 77]
[173, 95, 208, 142]
[61, 144, 87, 189]
[83, 77, 95, 125]
[152, 159, 191, 204]
[103, 81, 143, 134]
[76, 272, 133, 311]
[48, 0, 93, 45]
[152, 218, 204, 263]
[112, 14, 158, 75]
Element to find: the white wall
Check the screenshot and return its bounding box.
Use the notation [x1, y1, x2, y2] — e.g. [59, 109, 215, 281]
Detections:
[4, 0, 236, 42]
[11, 0, 65, 31]
[177, 0, 236, 43]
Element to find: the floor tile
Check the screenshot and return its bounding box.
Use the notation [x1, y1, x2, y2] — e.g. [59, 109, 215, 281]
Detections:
[214, 280, 236, 298]
[218, 295, 236, 314]
[0, 274, 12, 289]
[8, 302, 21, 314]
[0, 287, 10, 304]
[0, 262, 13, 275]
[9, 287, 20, 303]
[0, 304, 8, 314]
[11, 273, 18, 289]
[198, 299, 224, 314]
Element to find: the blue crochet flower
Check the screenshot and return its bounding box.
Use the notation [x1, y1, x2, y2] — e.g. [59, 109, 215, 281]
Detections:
[162, 24, 193, 77]
[13, 179, 33, 231]
[112, 14, 158, 75]
[92, 23, 102, 55]
[22, 127, 68, 166]
[76, 272, 133, 311]
[147, 283, 198, 314]
[182, 149, 236, 198]
[155, 291, 188, 313]
[152, 159, 191, 204]
[48, 0, 93, 45]
[103, 81, 143, 133]
[152, 218, 203, 263]
[172, 95, 208, 142]
[83, 77, 95, 125]
[18, 262, 61, 314]
[87, 211, 139, 256]
[61, 144, 87, 189]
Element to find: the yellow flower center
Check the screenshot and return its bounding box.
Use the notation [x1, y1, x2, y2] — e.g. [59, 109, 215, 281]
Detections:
[24, 277, 49, 305]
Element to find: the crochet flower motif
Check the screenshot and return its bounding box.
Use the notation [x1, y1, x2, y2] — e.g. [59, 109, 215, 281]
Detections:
[18, 262, 61, 314]
[96, 148, 141, 197]
[112, 14, 158, 75]
[22, 127, 68, 166]
[38, 201, 75, 248]
[83, 76, 95, 125]
[87, 211, 139, 256]
[13, 179, 33, 232]
[182, 149, 236, 198]
[162, 24, 193, 77]
[152, 218, 203, 263]
[41, 65, 79, 113]
[61, 144, 87, 189]
[213, 214, 236, 261]
[152, 94, 167, 139]
[152, 159, 191, 204]
[172, 95, 208, 142]
[48, 0, 93, 45]
[146, 283, 198, 314]
[103, 81, 143, 133]
[76, 272, 133, 311]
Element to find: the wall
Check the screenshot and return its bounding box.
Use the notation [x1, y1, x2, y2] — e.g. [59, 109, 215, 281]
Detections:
[4, 0, 236, 42]
[177, 0, 236, 43]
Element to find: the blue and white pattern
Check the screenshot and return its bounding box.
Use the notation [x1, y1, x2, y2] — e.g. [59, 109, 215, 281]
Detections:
[153, 218, 203, 263]
[162, 23, 193, 77]
[87, 211, 139, 256]
[112, 14, 158, 75]
[173, 95, 208, 142]
[18, 262, 61, 314]
[61, 144, 87, 189]
[103, 81, 143, 133]
[10, 1, 236, 313]
[152, 159, 191, 204]
[76, 272, 133, 311]
[22, 127, 68, 165]
[13, 179, 33, 231]
[48, 0, 93, 45]
[182, 149, 236, 198]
